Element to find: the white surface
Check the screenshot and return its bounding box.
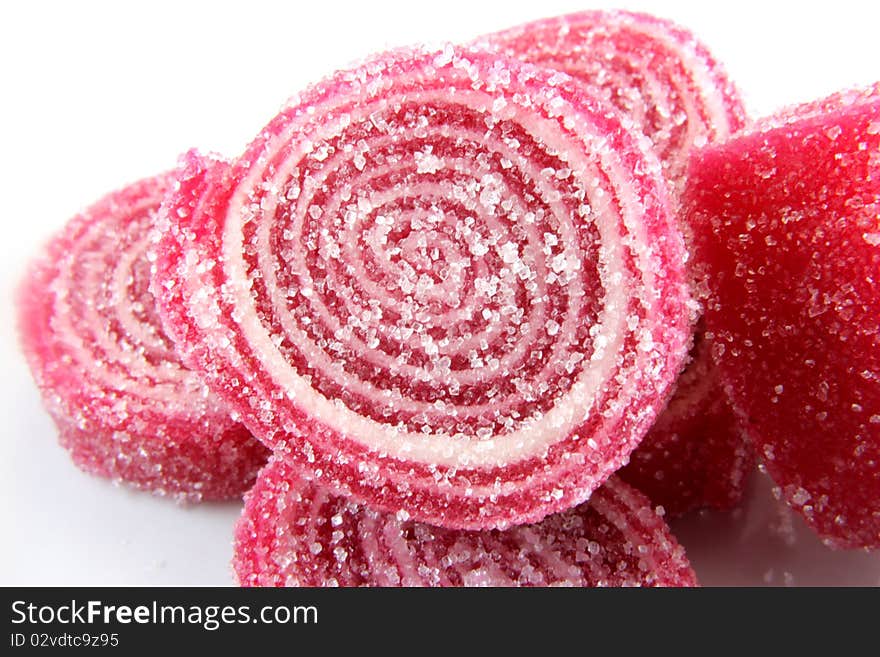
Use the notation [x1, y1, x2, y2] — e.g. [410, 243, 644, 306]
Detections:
[1, 0, 879, 586]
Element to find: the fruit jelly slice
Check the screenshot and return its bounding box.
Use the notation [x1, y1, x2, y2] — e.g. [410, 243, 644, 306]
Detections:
[233, 458, 698, 587]
[683, 84, 880, 548]
[151, 46, 693, 529]
[17, 174, 267, 501]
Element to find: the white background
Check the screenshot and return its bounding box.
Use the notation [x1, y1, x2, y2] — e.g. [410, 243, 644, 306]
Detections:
[1, 0, 879, 585]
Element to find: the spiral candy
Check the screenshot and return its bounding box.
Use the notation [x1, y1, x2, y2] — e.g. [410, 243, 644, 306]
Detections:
[152, 47, 693, 529]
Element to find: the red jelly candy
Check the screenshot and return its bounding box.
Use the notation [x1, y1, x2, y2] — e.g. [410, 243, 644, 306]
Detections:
[619, 334, 754, 516]
[152, 47, 692, 529]
[479, 10, 747, 189]
[17, 175, 268, 501]
[684, 84, 880, 548]
[234, 458, 698, 587]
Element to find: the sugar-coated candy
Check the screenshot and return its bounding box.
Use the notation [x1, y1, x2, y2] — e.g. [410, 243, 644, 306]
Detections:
[620, 333, 753, 516]
[152, 47, 693, 529]
[684, 84, 880, 548]
[478, 10, 747, 189]
[234, 458, 698, 587]
[18, 176, 269, 501]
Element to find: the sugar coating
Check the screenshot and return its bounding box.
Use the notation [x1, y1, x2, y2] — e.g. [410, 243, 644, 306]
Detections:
[17, 175, 268, 501]
[620, 332, 754, 516]
[233, 458, 697, 587]
[684, 83, 880, 548]
[477, 10, 747, 191]
[151, 46, 692, 529]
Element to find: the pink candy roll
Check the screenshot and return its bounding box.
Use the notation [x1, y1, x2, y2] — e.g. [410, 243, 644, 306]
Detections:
[152, 47, 693, 529]
[18, 175, 268, 501]
[234, 458, 698, 587]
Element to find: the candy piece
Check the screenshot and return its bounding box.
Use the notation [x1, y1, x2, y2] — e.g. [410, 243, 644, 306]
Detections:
[234, 458, 698, 587]
[152, 47, 693, 529]
[684, 84, 880, 548]
[478, 10, 746, 189]
[17, 175, 268, 501]
[619, 332, 754, 516]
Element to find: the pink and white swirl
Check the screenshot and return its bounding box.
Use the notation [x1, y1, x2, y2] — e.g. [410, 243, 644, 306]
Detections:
[152, 47, 692, 528]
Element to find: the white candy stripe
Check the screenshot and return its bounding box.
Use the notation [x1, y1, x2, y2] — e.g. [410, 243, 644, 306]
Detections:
[110, 232, 183, 362]
[380, 520, 423, 586]
[358, 512, 403, 586]
[334, 192, 503, 339]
